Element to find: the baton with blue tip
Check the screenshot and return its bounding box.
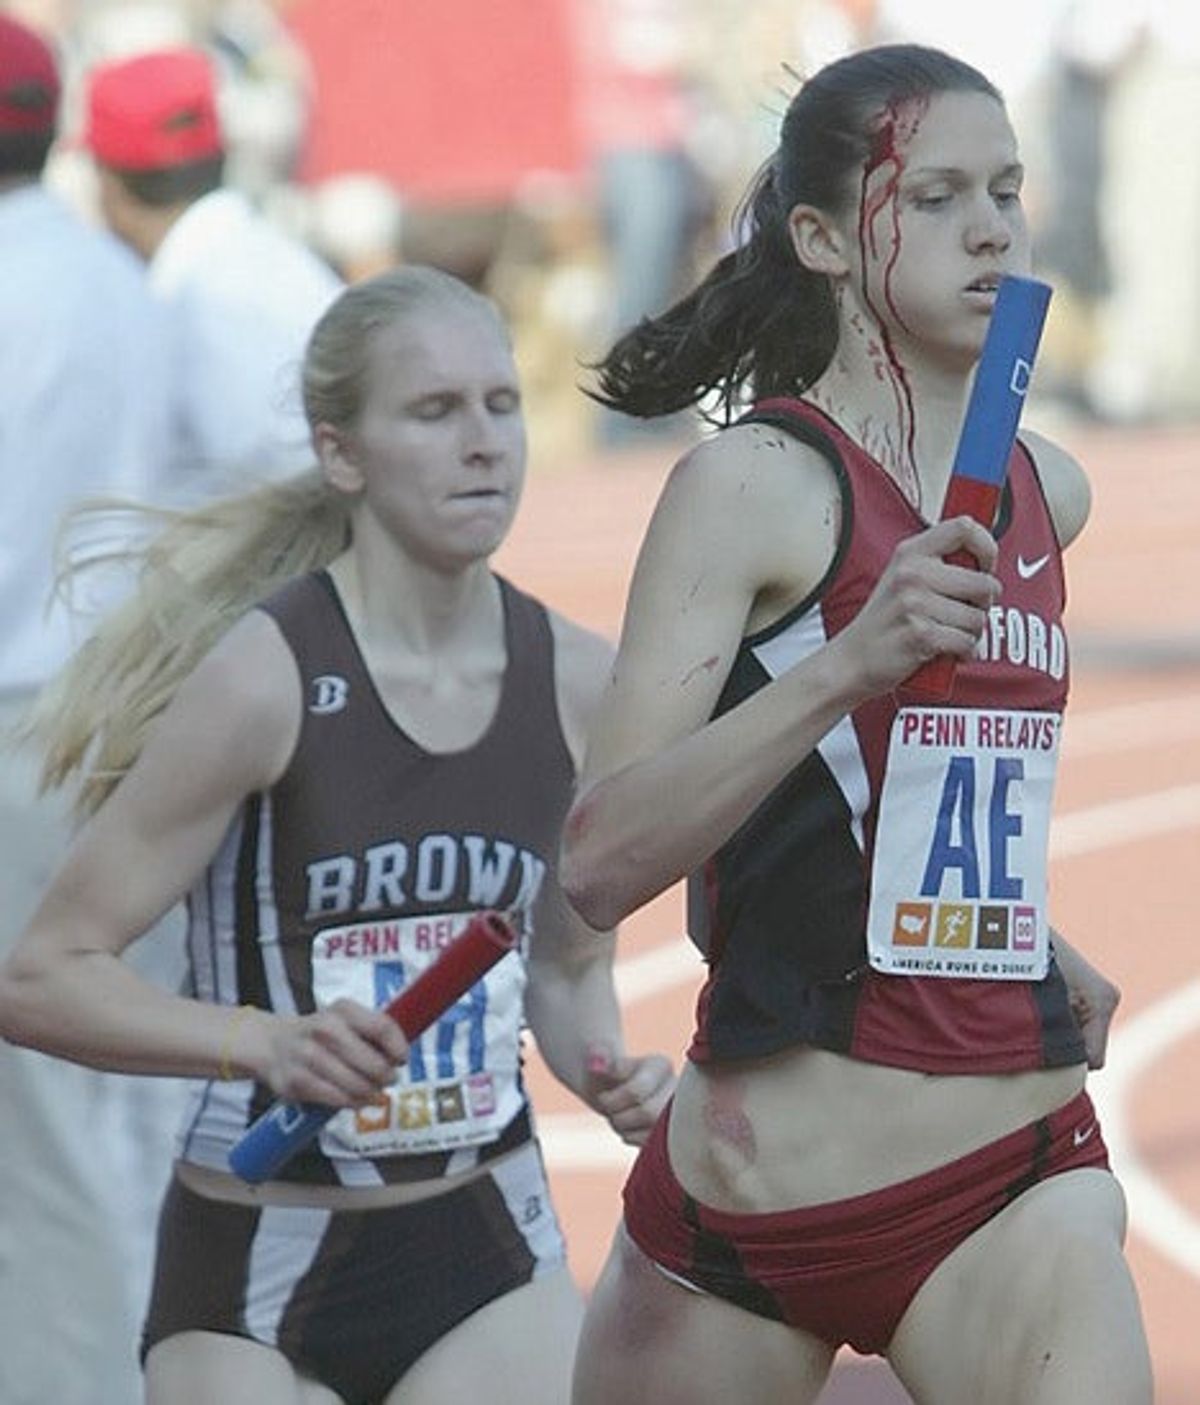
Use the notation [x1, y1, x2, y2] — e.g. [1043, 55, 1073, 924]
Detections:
[227, 909, 519, 1184]
[899, 274, 1053, 701]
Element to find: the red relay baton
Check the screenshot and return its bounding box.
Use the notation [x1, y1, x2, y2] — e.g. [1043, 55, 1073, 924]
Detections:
[382, 910, 517, 1038]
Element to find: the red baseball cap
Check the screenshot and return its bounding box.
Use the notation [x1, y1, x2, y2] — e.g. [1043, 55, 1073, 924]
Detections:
[84, 47, 222, 170]
[0, 13, 60, 136]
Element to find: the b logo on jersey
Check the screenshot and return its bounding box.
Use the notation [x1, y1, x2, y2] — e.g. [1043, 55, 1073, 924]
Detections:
[309, 674, 349, 714]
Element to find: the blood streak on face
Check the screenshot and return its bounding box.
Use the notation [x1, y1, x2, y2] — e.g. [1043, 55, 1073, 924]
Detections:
[856, 95, 930, 508]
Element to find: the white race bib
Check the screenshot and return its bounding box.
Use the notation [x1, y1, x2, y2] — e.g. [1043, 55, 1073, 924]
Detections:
[309, 910, 526, 1157]
[866, 707, 1060, 980]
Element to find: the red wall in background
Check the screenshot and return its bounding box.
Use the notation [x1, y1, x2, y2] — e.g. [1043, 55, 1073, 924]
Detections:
[285, 0, 584, 202]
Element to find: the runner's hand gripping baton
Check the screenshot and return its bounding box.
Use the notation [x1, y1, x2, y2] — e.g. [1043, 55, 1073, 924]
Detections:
[227, 910, 519, 1184]
[900, 274, 1053, 701]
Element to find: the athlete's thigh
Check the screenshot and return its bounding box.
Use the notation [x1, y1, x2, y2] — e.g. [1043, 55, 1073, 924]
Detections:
[146, 1330, 345, 1405]
[887, 1169, 1152, 1405]
[572, 1226, 835, 1405]
[382, 1267, 584, 1405]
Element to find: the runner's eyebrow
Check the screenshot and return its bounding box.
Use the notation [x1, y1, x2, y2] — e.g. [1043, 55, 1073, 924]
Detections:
[903, 162, 1024, 183]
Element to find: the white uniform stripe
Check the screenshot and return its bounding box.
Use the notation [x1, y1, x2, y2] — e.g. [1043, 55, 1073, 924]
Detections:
[185, 811, 246, 1005]
[489, 1142, 567, 1275]
[445, 1146, 483, 1176]
[212, 813, 244, 1004]
[244, 1204, 331, 1346]
[179, 813, 257, 1157]
[752, 610, 870, 850]
[327, 1152, 385, 1189]
[255, 792, 297, 1016]
[816, 716, 870, 852]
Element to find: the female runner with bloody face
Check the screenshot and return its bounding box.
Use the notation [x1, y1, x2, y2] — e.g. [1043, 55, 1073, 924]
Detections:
[562, 44, 1152, 1405]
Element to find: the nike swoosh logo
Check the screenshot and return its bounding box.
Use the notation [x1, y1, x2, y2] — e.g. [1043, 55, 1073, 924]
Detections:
[1073, 1122, 1097, 1147]
[1017, 553, 1050, 580]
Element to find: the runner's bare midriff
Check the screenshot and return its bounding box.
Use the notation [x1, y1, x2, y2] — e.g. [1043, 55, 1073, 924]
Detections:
[669, 1046, 1086, 1213]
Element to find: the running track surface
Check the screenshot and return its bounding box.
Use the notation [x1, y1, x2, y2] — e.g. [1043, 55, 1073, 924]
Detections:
[494, 414, 1200, 1404]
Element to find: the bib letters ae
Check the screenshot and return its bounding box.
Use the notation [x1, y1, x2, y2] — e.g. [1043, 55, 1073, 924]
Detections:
[867, 707, 1060, 980]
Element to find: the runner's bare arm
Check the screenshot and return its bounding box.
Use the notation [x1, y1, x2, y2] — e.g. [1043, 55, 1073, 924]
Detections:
[0, 612, 408, 1101]
[526, 611, 674, 1143]
[561, 429, 1001, 929]
[524, 883, 673, 1145]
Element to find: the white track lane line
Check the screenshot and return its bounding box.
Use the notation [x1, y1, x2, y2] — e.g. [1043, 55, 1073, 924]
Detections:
[1062, 692, 1200, 758]
[1089, 981, 1200, 1281]
[1051, 785, 1200, 857]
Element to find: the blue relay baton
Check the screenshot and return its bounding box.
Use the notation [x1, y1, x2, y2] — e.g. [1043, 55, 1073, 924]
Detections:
[900, 274, 1053, 701]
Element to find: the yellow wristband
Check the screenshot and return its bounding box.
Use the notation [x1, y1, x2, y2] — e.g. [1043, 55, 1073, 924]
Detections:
[217, 1004, 256, 1082]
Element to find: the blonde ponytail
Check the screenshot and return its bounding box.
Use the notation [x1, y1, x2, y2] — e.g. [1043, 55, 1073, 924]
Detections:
[29, 471, 349, 815]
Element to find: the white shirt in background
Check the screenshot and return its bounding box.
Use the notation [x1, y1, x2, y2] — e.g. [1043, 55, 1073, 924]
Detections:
[0, 183, 172, 697]
[149, 186, 342, 499]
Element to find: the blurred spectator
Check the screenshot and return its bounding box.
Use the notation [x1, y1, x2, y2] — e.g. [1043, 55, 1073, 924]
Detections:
[81, 43, 342, 499]
[1088, 2, 1200, 421]
[868, 0, 1200, 424]
[795, 0, 880, 67]
[0, 13, 181, 1404]
[201, 0, 317, 200]
[307, 169, 404, 282]
[284, 0, 580, 295]
[58, 0, 316, 199]
[399, 198, 515, 292]
[1033, 0, 1138, 419]
[571, 0, 715, 447]
[874, 0, 1057, 99]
